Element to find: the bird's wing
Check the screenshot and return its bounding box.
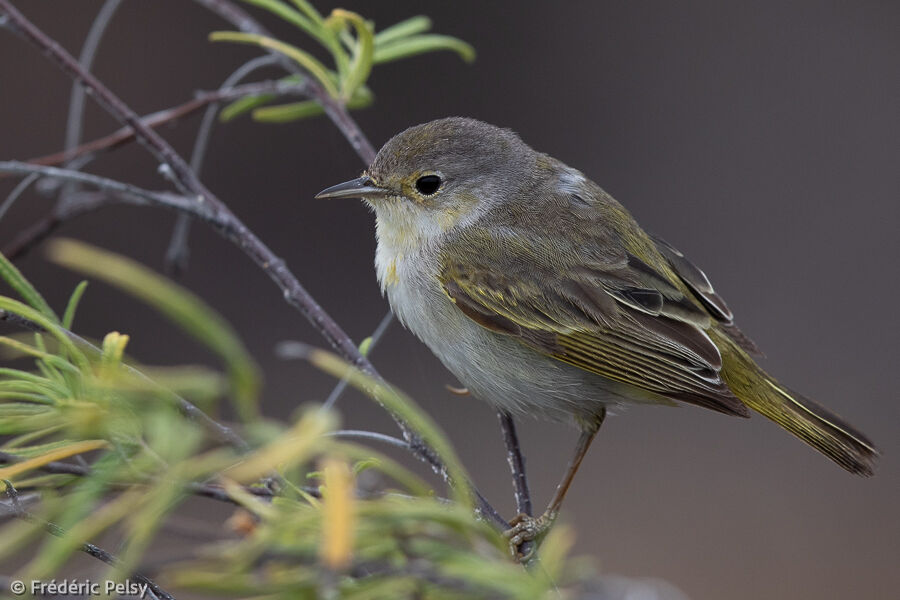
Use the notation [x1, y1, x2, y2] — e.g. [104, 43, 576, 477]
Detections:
[439, 230, 749, 416]
[651, 235, 762, 355]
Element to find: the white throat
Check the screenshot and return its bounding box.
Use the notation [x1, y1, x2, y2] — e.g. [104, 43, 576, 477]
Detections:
[372, 198, 484, 294]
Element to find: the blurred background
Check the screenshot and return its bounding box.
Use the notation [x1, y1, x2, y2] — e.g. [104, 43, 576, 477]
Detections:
[1, 1, 897, 599]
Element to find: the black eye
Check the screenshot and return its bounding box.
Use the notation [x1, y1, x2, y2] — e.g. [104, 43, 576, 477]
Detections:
[415, 174, 442, 195]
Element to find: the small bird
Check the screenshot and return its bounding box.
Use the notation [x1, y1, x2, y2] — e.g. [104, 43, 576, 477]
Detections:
[317, 117, 878, 548]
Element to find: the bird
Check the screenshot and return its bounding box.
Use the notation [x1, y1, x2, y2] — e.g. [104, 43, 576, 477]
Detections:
[316, 117, 879, 551]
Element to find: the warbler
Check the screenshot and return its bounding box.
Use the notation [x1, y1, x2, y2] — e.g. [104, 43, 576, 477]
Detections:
[317, 117, 878, 544]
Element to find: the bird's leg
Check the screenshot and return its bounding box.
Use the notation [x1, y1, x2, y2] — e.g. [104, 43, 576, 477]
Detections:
[505, 409, 604, 558]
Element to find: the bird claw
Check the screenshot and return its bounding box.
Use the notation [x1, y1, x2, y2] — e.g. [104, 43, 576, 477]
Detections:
[503, 511, 556, 559]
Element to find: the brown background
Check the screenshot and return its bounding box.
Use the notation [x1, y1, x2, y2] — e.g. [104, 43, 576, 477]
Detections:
[1, 1, 898, 599]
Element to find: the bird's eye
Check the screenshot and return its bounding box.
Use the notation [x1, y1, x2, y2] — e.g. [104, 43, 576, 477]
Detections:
[415, 174, 442, 195]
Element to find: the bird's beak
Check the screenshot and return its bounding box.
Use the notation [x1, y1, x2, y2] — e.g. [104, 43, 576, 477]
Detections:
[314, 176, 389, 200]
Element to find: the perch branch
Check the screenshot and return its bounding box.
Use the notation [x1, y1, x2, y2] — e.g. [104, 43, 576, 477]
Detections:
[497, 411, 532, 517]
[498, 411, 534, 557]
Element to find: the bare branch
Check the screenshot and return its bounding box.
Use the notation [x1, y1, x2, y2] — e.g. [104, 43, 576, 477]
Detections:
[63, 0, 123, 160]
[321, 310, 393, 411]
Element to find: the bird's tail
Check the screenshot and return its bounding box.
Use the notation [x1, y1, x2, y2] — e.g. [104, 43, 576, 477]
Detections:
[712, 329, 879, 476]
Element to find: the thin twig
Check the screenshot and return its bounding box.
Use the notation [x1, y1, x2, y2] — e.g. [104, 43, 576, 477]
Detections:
[13, 80, 310, 174]
[321, 310, 393, 411]
[0, 171, 38, 220]
[3, 481, 177, 600]
[63, 0, 123, 156]
[329, 429, 410, 450]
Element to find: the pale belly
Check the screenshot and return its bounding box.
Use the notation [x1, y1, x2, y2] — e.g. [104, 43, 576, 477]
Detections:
[382, 260, 658, 425]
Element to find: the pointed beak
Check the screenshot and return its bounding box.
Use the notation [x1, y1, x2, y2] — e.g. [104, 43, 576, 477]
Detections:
[315, 176, 389, 200]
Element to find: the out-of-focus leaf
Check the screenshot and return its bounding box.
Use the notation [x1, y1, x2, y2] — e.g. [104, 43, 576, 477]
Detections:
[223, 409, 334, 482]
[0, 439, 108, 481]
[61, 280, 88, 330]
[45, 239, 261, 420]
[0, 298, 87, 371]
[374, 15, 432, 46]
[336, 442, 431, 497]
[0, 251, 58, 322]
[319, 458, 355, 569]
[100, 332, 128, 367]
[374, 34, 476, 64]
[303, 346, 473, 508]
[0, 439, 83, 458]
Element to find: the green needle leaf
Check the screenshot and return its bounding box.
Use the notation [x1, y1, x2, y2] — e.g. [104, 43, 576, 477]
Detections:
[374, 34, 476, 64]
[287, 0, 323, 24]
[0, 251, 58, 323]
[252, 86, 372, 123]
[374, 15, 432, 46]
[61, 281, 88, 330]
[327, 10, 375, 102]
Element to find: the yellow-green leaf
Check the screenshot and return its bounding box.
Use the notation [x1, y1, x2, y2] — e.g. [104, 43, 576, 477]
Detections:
[0, 439, 108, 481]
[374, 34, 476, 64]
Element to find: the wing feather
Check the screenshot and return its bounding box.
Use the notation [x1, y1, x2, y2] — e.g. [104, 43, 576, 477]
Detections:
[441, 238, 749, 417]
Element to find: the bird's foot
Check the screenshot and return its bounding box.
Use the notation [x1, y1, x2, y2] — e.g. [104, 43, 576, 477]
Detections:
[504, 511, 557, 560]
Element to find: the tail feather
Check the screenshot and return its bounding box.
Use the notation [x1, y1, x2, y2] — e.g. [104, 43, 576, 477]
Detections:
[712, 329, 879, 476]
